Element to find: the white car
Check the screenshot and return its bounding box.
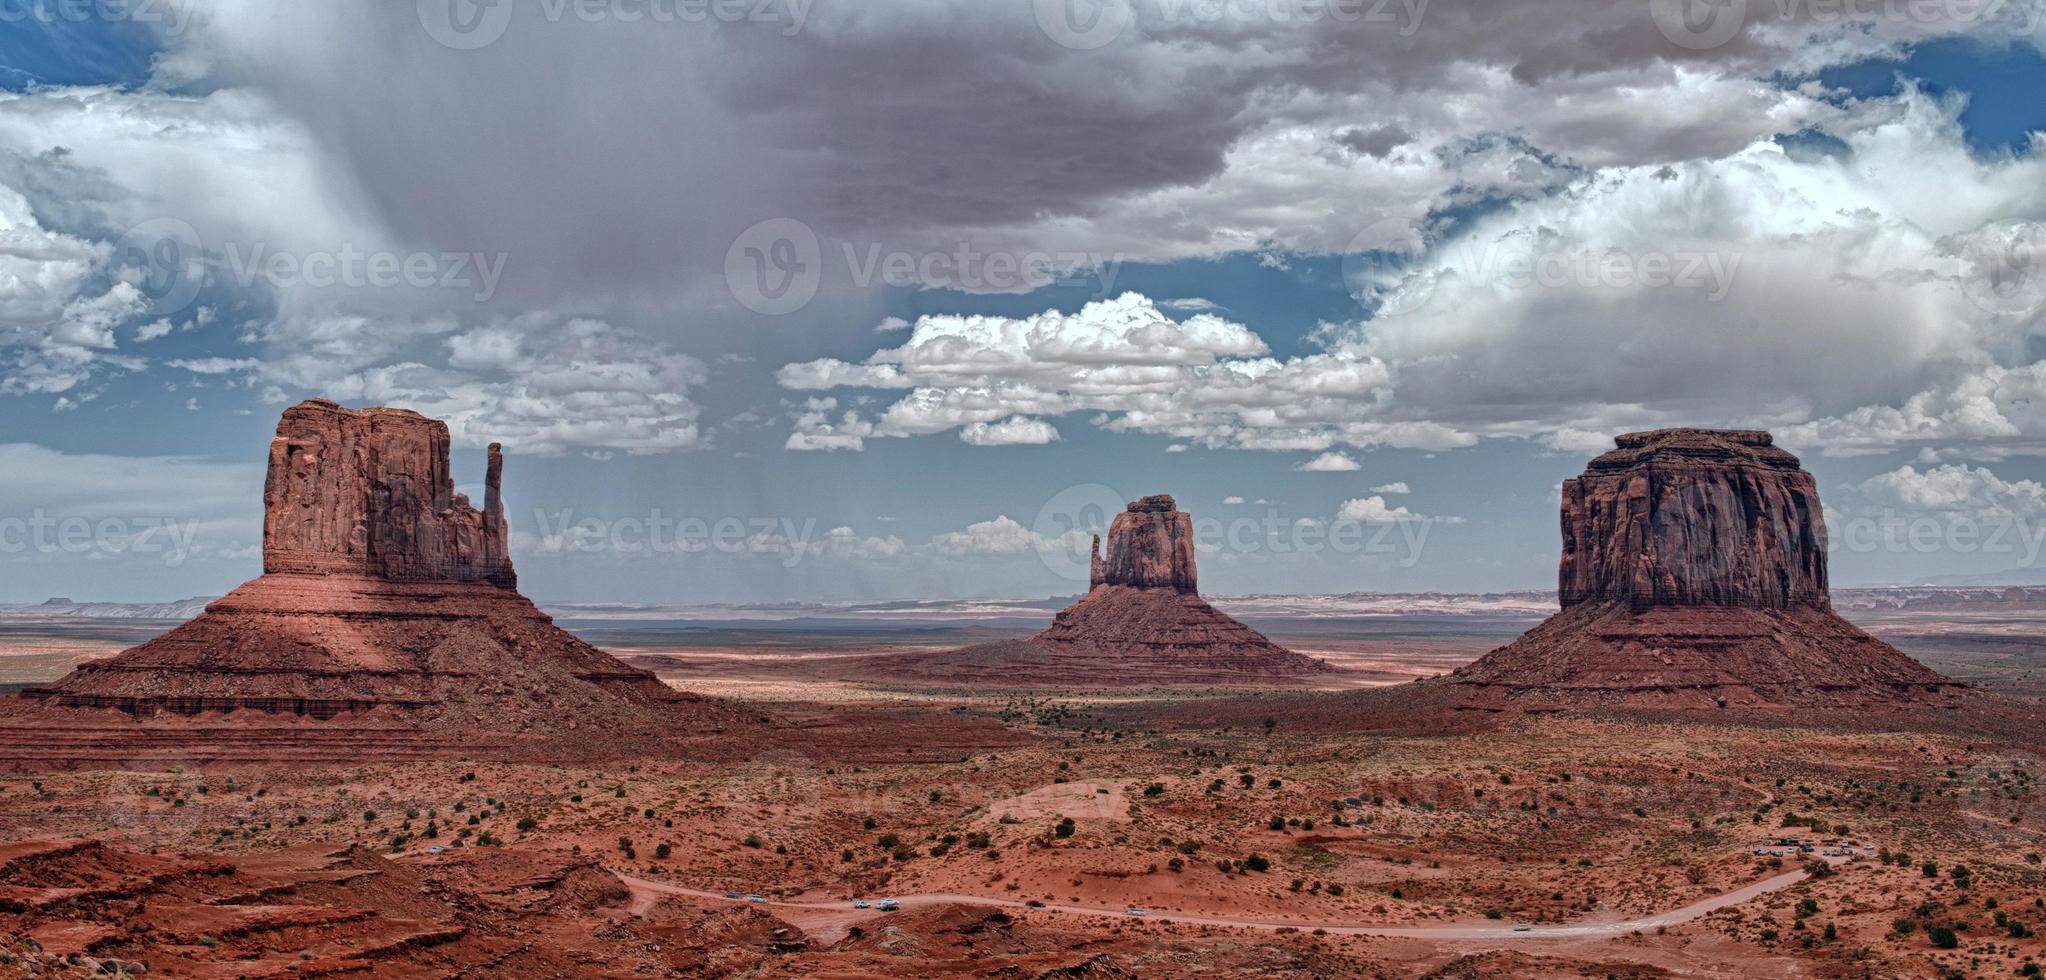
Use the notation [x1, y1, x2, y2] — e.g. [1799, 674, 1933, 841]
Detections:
[1126, 907, 1147, 917]
[1513, 923, 1533, 932]
[876, 899, 900, 911]
[745, 894, 767, 904]
[853, 899, 870, 909]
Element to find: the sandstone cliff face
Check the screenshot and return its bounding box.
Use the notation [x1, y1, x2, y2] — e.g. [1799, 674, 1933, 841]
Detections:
[6, 400, 736, 762]
[264, 399, 514, 588]
[1450, 427, 1954, 709]
[1558, 429, 1826, 612]
[1097, 494, 1197, 593]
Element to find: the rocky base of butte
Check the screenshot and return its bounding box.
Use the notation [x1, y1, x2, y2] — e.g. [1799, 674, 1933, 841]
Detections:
[1439, 429, 1958, 711]
[0, 400, 743, 767]
[915, 495, 1333, 686]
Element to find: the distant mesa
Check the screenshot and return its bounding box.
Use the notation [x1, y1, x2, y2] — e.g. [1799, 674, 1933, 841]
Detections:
[900, 494, 1334, 686]
[1447, 428, 1959, 710]
[1, 399, 735, 766]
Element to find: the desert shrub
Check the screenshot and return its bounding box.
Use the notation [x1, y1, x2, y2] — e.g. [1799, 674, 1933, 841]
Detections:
[1143, 783, 1165, 797]
[1268, 816, 1286, 831]
[1892, 916, 1918, 935]
[1054, 818, 1075, 839]
[876, 833, 898, 849]
[1168, 857, 1184, 872]
[1244, 853, 1270, 872]
[516, 816, 537, 832]
[1928, 926, 1959, 949]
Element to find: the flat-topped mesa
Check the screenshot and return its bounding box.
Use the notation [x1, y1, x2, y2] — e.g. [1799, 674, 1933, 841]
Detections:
[263, 399, 515, 589]
[1443, 426, 1958, 710]
[1559, 427, 1826, 612]
[1098, 494, 1198, 593]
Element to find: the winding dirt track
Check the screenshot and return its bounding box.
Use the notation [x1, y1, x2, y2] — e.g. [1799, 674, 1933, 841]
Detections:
[615, 863, 1818, 940]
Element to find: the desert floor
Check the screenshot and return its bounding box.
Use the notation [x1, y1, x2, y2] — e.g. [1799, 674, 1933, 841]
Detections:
[1, 607, 2042, 977]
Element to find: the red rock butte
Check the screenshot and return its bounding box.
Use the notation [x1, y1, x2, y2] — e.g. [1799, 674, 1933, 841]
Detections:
[904, 495, 1332, 685]
[0, 400, 735, 767]
[1447, 428, 1959, 710]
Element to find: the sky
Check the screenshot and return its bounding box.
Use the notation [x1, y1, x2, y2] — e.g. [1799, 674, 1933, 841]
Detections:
[2, 1, 2045, 604]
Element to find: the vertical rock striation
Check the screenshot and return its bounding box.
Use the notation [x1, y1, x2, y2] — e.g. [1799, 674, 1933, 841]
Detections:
[1449, 428, 1955, 709]
[1097, 495, 1199, 593]
[4, 400, 733, 764]
[263, 400, 515, 588]
[1557, 429, 1825, 611]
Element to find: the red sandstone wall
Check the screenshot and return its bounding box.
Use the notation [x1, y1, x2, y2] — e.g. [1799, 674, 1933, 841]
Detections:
[1099, 494, 1198, 593]
[262, 400, 514, 588]
[1557, 429, 1827, 611]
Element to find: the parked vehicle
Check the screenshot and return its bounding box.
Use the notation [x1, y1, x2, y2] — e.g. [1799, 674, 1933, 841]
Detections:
[1513, 924, 1534, 932]
[1126, 907, 1147, 917]
[853, 899, 870, 909]
[877, 898, 900, 911]
[1025, 899, 1046, 908]
[745, 894, 767, 904]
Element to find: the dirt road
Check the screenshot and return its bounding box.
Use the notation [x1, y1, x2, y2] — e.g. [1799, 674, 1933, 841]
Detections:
[615, 862, 1818, 940]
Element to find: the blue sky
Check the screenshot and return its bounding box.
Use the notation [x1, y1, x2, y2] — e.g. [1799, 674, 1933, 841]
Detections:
[2, 5, 2044, 603]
